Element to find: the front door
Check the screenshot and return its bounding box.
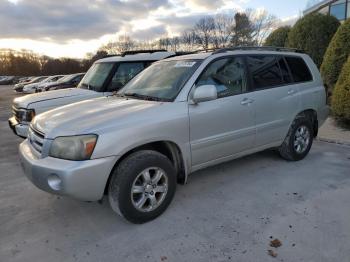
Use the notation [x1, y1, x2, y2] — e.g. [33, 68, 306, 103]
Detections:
[189, 56, 256, 168]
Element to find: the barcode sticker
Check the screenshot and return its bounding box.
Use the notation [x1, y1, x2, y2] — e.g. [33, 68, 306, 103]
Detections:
[174, 61, 196, 68]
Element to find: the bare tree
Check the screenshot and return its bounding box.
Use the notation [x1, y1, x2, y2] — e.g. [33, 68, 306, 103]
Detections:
[247, 8, 277, 46]
[181, 30, 197, 51]
[213, 14, 234, 48]
[193, 16, 215, 51]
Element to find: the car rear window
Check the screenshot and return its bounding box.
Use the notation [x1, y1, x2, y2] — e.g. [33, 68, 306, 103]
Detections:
[285, 57, 313, 83]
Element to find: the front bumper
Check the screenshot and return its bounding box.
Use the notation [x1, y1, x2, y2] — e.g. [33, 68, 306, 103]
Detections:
[19, 140, 117, 201]
[8, 117, 29, 138]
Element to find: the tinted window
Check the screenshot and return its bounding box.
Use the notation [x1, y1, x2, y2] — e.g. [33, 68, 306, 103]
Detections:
[285, 57, 313, 83]
[107, 62, 144, 92]
[278, 57, 293, 84]
[196, 57, 247, 98]
[247, 56, 284, 89]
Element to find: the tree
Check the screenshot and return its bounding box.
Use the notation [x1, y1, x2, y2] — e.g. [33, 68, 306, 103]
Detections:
[248, 9, 277, 46]
[231, 12, 255, 46]
[181, 30, 197, 51]
[193, 16, 216, 51]
[264, 26, 291, 47]
[213, 14, 234, 48]
[321, 18, 350, 92]
[331, 55, 350, 120]
[287, 13, 340, 68]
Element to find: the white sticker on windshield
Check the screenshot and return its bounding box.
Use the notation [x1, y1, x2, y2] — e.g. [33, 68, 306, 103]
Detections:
[174, 61, 196, 68]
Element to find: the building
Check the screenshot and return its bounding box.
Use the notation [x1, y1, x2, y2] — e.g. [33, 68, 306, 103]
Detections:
[304, 0, 350, 22]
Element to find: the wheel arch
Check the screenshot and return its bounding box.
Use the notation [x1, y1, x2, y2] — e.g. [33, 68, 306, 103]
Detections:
[104, 140, 187, 195]
[293, 109, 318, 137]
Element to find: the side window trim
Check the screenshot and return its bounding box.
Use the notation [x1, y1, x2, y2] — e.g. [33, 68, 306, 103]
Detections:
[193, 55, 249, 99]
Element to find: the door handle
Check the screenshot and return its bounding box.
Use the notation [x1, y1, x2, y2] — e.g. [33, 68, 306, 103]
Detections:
[288, 89, 295, 95]
[241, 98, 254, 105]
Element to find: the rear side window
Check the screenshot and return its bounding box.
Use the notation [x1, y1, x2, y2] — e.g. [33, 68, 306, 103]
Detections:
[246, 55, 284, 89]
[285, 57, 313, 83]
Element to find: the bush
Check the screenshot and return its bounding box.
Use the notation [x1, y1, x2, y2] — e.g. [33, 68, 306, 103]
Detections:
[287, 13, 340, 68]
[264, 26, 291, 47]
[321, 18, 350, 92]
[331, 56, 350, 120]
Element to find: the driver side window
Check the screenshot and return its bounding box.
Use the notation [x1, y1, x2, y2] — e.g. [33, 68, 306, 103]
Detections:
[107, 62, 144, 92]
[196, 57, 247, 98]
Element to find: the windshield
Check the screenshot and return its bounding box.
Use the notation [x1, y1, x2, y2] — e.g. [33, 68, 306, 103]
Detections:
[119, 60, 201, 101]
[78, 63, 114, 92]
[58, 74, 76, 83]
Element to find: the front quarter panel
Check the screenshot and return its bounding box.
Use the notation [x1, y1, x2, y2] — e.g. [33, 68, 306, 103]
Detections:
[91, 101, 191, 174]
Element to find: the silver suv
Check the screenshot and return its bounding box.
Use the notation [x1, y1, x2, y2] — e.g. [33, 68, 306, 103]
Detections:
[19, 47, 329, 223]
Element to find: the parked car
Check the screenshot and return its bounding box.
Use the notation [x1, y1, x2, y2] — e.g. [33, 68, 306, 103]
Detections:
[0, 76, 15, 85]
[34, 75, 65, 91]
[37, 73, 84, 92]
[18, 47, 329, 223]
[22, 76, 58, 94]
[14, 76, 48, 93]
[9, 50, 176, 137]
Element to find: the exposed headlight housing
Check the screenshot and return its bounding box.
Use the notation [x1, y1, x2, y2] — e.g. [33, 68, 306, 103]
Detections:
[16, 109, 35, 122]
[49, 135, 98, 161]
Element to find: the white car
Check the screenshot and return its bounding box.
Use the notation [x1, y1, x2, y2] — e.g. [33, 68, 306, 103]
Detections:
[36, 75, 65, 90]
[9, 51, 176, 137]
[22, 75, 65, 94]
[22, 77, 49, 94]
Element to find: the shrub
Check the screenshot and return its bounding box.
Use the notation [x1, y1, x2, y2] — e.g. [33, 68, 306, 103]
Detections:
[264, 26, 291, 47]
[287, 13, 340, 68]
[321, 18, 350, 92]
[331, 56, 350, 120]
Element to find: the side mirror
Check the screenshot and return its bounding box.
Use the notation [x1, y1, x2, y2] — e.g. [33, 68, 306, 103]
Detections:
[191, 85, 217, 104]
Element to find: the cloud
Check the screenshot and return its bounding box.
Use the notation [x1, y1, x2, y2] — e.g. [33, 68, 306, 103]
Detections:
[130, 25, 168, 40]
[0, 0, 170, 41]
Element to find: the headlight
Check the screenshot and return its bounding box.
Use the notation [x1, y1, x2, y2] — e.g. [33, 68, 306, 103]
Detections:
[17, 109, 35, 122]
[49, 135, 98, 161]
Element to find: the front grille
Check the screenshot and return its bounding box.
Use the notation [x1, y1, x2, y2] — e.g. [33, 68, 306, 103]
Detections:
[28, 126, 45, 154]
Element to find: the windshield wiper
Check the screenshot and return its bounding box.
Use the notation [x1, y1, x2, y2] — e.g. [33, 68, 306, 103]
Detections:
[123, 93, 167, 102]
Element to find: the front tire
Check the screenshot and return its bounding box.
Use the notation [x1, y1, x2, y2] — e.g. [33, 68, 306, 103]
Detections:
[278, 116, 314, 161]
[108, 150, 176, 224]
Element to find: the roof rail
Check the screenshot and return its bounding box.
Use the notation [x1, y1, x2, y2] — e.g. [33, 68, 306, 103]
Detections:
[120, 49, 168, 57]
[212, 46, 304, 54]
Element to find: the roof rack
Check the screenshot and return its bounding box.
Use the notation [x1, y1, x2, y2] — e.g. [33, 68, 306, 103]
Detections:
[212, 46, 304, 54]
[120, 49, 168, 57]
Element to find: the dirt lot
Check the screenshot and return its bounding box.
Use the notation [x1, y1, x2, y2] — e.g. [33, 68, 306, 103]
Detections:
[1, 85, 350, 262]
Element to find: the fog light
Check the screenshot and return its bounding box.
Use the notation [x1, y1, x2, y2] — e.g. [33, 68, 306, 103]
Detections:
[48, 174, 62, 191]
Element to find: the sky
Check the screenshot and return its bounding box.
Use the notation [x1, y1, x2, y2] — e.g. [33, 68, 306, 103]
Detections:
[0, 0, 310, 58]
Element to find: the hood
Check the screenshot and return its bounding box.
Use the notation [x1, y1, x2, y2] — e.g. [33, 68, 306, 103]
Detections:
[33, 97, 162, 138]
[23, 82, 38, 89]
[13, 88, 95, 108]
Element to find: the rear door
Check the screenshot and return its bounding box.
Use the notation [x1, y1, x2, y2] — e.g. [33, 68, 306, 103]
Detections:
[189, 56, 256, 167]
[246, 55, 301, 147]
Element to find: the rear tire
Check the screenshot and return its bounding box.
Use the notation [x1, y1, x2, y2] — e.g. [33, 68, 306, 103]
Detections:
[278, 116, 313, 161]
[108, 150, 176, 224]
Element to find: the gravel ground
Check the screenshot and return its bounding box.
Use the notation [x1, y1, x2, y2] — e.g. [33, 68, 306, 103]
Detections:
[1, 85, 350, 262]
